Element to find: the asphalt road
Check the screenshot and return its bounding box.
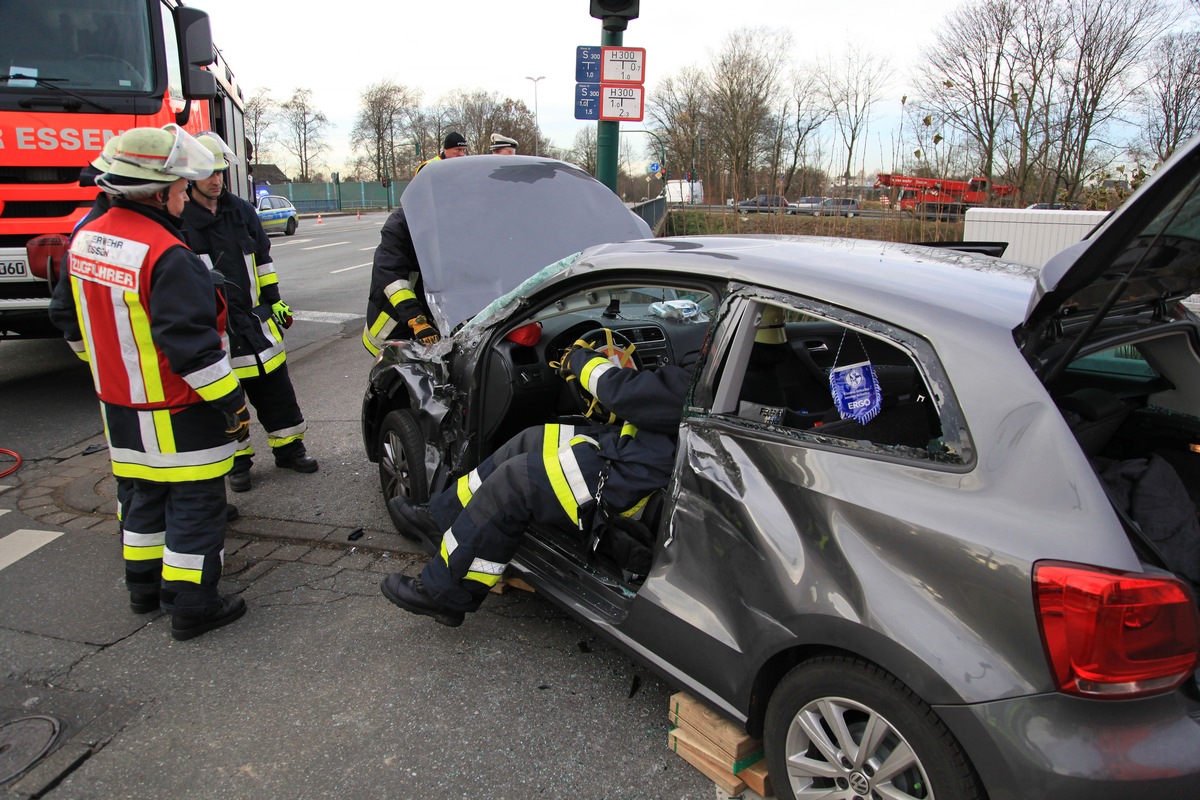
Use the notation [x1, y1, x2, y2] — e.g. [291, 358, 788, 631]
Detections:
[0, 213, 725, 799]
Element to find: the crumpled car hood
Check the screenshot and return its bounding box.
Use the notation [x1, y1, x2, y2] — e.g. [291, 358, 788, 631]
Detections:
[402, 155, 651, 334]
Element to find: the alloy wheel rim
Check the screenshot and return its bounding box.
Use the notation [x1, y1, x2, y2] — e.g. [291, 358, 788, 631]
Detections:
[784, 695, 932, 799]
[381, 433, 411, 499]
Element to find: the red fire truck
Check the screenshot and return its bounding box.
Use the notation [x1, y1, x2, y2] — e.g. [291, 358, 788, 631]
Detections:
[0, 1, 248, 339]
[875, 173, 1017, 218]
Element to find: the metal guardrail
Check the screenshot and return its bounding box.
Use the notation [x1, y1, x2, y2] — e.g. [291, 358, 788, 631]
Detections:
[629, 196, 666, 234]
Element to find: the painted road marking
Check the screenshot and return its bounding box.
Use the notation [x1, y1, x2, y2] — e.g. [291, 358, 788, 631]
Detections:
[331, 262, 371, 274]
[267, 238, 313, 247]
[302, 242, 350, 251]
[0, 529, 65, 571]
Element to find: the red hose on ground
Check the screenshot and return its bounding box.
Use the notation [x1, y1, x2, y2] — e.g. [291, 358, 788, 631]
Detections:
[0, 448, 22, 479]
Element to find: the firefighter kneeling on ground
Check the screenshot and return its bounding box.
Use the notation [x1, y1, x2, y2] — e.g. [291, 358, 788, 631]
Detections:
[55, 126, 250, 641]
[380, 336, 693, 627]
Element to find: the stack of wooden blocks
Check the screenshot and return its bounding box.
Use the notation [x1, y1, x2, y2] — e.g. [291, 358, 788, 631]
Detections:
[668, 691, 772, 797]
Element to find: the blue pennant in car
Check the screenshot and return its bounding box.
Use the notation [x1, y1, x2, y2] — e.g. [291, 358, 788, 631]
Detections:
[829, 361, 882, 424]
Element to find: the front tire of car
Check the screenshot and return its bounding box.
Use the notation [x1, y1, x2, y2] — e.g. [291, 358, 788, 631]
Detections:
[377, 409, 429, 507]
[285, 217, 297, 236]
[764, 656, 984, 800]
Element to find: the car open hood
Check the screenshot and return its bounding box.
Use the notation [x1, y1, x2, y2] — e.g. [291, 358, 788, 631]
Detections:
[401, 155, 651, 334]
[1016, 134, 1200, 374]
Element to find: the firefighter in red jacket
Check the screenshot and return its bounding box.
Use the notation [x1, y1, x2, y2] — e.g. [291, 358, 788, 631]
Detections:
[59, 126, 250, 641]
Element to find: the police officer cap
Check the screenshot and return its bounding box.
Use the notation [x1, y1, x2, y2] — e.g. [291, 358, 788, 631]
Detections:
[443, 131, 468, 151]
[489, 133, 518, 152]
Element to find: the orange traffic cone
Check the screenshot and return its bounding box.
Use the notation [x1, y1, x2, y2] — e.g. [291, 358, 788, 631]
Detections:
[356, 210, 361, 221]
[316, 214, 323, 224]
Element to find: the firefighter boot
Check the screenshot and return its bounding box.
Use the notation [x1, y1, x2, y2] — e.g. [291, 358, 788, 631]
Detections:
[274, 443, 318, 473]
[380, 574, 464, 627]
[387, 496, 441, 553]
[171, 595, 247, 641]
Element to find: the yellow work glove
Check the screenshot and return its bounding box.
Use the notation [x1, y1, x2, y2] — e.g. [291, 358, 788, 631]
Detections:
[224, 405, 251, 442]
[271, 300, 293, 329]
[408, 315, 440, 345]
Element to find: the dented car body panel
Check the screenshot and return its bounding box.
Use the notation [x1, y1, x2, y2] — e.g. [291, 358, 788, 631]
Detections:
[363, 139, 1200, 799]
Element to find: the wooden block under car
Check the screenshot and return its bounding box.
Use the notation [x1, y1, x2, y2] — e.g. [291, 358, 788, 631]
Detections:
[490, 575, 538, 595]
[741, 758, 773, 797]
[671, 717, 764, 774]
[668, 728, 748, 795]
[669, 691, 763, 760]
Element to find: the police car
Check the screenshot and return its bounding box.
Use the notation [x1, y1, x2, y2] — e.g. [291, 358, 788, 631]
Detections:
[255, 195, 298, 236]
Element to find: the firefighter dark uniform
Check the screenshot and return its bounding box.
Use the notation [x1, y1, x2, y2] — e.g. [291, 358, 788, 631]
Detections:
[362, 205, 440, 354]
[65, 201, 246, 618]
[384, 346, 692, 619]
[181, 183, 314, 481]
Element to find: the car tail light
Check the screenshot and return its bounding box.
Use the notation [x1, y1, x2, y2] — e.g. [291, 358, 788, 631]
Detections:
[1034, 561, 1200, 698]
[505, 322, 542, 347]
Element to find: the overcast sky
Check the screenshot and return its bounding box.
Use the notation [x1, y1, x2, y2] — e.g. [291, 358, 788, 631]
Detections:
[194, 0, 963, 172]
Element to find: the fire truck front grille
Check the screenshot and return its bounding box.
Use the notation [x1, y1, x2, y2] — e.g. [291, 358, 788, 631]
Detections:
[0, 166, 83, 184]
[1, 201, 87, 219]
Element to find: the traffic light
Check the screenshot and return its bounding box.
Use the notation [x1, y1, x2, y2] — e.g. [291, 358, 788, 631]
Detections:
[382, 179, 390, 189]
[589, 0, 638, 31]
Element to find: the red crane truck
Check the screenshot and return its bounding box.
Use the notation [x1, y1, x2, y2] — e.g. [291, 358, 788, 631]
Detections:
[875, 173, 1017, 219]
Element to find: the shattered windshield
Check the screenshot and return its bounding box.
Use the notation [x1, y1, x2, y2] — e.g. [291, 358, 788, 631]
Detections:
[0, 0, 155, 94]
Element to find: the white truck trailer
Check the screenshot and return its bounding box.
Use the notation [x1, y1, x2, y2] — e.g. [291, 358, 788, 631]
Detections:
[963, 208, 1109, 267]
[664, 180, 704, 205]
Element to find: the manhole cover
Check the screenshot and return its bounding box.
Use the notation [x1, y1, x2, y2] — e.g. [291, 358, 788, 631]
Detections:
[0, 715, 60, 784]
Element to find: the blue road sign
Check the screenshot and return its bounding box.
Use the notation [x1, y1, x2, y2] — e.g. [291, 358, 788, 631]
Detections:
[650, 163, 660, 172]
[575, 83, 600, 120]
[576, 46, 601, 83]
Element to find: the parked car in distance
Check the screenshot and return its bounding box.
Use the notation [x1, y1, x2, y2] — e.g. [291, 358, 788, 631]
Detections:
[256, 194, 298, 236]
[816, 197, 861, 217]
[786, 196, 825, 215]
[363, 149, 1200, 800]
[737, 194, 789, 213]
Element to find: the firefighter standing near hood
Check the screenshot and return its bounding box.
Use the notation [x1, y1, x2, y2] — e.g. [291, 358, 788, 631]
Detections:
[180, 132, 318, 493]
[56, 126, 250, 640]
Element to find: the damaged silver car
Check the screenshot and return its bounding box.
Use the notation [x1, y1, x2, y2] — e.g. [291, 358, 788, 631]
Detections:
[363, 151, 1200, 799]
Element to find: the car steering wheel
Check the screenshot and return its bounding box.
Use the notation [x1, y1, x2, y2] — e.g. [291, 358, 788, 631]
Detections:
[560, 327, 641, 422]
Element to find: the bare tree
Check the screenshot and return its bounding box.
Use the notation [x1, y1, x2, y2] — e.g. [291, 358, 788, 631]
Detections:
[819, 44, 890, 195]
[564, 126, 598, 174]
[278, 88, 331, 182]
[350, 80, 422, 182]
[914, 0, 1017, 198]
[244, 87, 277, 166]
[706, 28, 792, 201]
[440, 89, 538, 155]
[646, 65, 709, 181]
[999, 0, 1068, 203]
[1050, 0, 1174, 200]
[779, 69, 832, 196]
[1137, 30, 1200, 162]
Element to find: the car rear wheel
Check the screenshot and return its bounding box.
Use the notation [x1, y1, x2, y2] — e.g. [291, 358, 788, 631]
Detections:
[765, 656, 983, 800]
[285, 217, 297, 236]
[377, 409, 428, 508]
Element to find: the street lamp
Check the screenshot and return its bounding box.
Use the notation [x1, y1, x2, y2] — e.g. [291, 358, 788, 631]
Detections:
[525, 76, 544, 156]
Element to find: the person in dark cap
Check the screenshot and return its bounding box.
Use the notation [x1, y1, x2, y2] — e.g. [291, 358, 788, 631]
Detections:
[489, 133, 518, 155]
[414, 131, 469, 175]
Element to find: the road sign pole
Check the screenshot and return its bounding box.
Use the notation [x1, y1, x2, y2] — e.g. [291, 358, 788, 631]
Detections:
[595, 28, 621, 193]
